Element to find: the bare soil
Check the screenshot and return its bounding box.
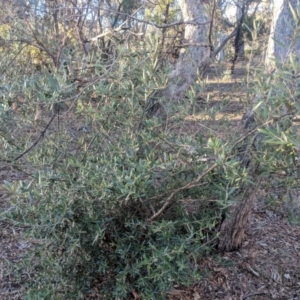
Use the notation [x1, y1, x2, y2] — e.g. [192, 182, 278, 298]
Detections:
[168, 199, 300, 300]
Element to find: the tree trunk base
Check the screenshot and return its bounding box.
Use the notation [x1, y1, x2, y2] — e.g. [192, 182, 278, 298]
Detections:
[217, 185, 258, 252]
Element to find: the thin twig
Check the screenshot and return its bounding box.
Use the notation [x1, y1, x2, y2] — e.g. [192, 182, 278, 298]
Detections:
[13, 114, 56, 162]
[1, 44, 28, 75]
[93, 8, 210, 32]
[138, 122, 193, 167]
[149, 163, 218, 222]
[147, 181, 209, 203]
[232, 111, 295, 150]
[179, 43, 211, 48]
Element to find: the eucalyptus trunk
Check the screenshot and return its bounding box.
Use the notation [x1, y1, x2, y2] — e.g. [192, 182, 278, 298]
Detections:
[265, 0, 300, 68]
[164, 0, 210, 101]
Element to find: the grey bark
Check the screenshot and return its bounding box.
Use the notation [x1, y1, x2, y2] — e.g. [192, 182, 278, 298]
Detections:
[162, 0, 210, 102]
[265, 0, 300, 68]
[216, 32, 226, 62]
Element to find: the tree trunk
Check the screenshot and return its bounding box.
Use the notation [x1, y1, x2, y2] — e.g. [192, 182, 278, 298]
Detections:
[230, 1, 246, 74]
[235, 3, 246, 60]
[148, 0, 209, 118]
[218, 0, 300, 253]
[218, 184, 259, 252]
[265, 0, 300, 68]
[164, 0, 210, 101]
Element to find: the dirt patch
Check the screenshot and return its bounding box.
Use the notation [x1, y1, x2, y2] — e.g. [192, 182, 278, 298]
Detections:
[167, 198, 300, 300]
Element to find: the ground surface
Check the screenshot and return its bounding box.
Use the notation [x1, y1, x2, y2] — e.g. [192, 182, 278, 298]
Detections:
[168, 200, 300, 300]
[1, 62, 300, 300]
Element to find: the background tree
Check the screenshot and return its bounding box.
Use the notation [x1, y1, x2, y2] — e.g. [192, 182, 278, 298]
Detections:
[159, 0, 210, 101]
[265, 0, 300, 67]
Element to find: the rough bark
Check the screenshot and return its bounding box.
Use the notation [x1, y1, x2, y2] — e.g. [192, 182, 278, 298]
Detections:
[265, 0, 300, 68]
[218, 183, 259, 252]
[218, 122, 260, 252]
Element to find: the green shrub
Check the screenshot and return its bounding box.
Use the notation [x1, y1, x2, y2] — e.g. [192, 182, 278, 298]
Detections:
[8, 126, 233, 299]
[5, 32, 293, 299]
[2, 35, 242, 299]
[6, 3, 300, 299]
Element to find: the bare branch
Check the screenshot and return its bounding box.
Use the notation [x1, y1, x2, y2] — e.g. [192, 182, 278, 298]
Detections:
[13, 114, 57, 162]
[211, 28, 237, 59]
[149, 163, 218, 222]
[91, 8, 210, 37]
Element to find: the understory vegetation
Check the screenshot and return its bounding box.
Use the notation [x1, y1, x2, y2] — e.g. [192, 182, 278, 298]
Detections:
[1, 39, 300, 298]
[1, 1, 300, 299]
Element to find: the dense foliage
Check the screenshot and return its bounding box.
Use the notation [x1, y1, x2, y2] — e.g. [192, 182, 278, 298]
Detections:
[1, 0, 300, 299]
[0, 31, 245, 299]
